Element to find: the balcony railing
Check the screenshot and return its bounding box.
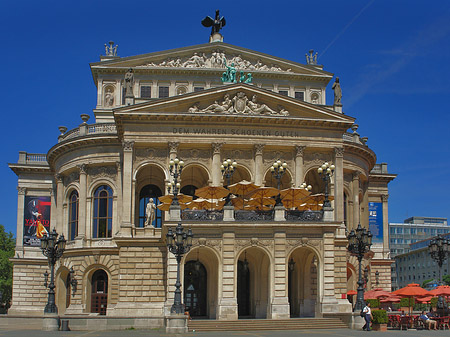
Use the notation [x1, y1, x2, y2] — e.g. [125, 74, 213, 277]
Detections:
[18, 152, 48, 165]
[182, 210, 224, 221]
[59, 123, 117, 142]
[285, 210, 323, 221]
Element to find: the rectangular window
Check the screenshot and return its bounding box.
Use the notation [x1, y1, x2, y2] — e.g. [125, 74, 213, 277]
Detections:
[194, 87, 204, 92]
[141, 85, 151, 98]
[159, 86, 169, 98]
[295, 91, 304, 101]
[279, 90, 288, 96]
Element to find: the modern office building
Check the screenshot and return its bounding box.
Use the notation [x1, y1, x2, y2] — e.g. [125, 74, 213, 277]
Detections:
[389, 217, 449, 290]
[8, 22, 395, 328]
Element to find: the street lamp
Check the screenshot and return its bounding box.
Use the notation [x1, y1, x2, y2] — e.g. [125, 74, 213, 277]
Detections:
[168, 157, 184, 206]
[428, 235, 450, 308]
[221, 159, 237, 205]
[317, 162, 335, 208]
[40, 229, 66, 314]
[166, 223, 193, 314]
[347, 223, 372, 311]
[270, 159, 287, 206]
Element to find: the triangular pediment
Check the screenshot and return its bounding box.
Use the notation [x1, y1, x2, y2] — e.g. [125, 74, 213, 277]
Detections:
[114, 83, 354, 126]
[91, 42, 332, 80]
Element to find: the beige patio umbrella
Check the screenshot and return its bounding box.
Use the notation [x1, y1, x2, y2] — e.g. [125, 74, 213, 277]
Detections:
[157, 202, 187, 211]
[195, 186, 230, 200]
[245, 187, 279, 199]
[280, 187, 311, 209]
[248, 196, 276, 209]
[186, 198, 226, 210]
[158, 193, 193, 204]
[228, 180, 260, 196]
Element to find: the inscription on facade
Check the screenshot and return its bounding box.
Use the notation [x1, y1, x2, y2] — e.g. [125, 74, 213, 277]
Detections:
[172, 127, 302, 138]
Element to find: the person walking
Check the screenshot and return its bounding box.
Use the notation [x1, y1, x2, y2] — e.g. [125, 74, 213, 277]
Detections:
[362, 302, 372, 331]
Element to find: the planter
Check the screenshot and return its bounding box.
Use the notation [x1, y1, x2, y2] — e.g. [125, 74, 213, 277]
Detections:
[372, 323, 388, 331]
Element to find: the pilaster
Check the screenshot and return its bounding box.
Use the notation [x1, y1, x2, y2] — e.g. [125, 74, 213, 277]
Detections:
[382, 194, 389, 256]
[334, 147, 344, 222]
[211, 143, 224, 186]
[321, 232, 339, 312]
[55, 174, 64, 235]
[352, 172, 360, 229]
[77, 164, 87, 240]
[16, 187, 26, 252]
[121, 141, 134, 236]
[254, 144, 265, 186]
[294, 145, 305, 187]
[271, 231, 290, 319]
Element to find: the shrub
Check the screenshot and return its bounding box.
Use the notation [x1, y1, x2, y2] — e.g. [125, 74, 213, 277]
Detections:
[366, 298, 380, 308]
[372, 310, 388, 324]
[399, 297, 415, 307]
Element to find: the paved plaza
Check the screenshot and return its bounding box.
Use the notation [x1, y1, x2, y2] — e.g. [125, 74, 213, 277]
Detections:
[0, 328, 449, 337]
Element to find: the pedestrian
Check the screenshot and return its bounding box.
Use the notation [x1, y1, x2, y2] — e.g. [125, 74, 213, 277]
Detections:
[362, 302, 372, 331]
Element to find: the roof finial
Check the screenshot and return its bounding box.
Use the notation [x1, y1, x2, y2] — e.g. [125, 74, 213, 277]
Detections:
[305, 49, 318, 65]
[202, 10, 226, 43]
[104, 41, 118, 56]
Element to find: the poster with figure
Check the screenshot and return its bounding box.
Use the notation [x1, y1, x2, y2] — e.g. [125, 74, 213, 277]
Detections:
[23, 196, 51, 246]
[369, 202, 383, 243]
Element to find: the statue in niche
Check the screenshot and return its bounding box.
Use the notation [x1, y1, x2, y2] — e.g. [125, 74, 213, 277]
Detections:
[247, 95, 276, 115]
[144, 198, 156, 227]
[201, 10, 226, 36]
[202, 93, 232, 113]
[124, 68, 134, 98]
[104, 88, 114, 107]
[332, 77, 342, 104]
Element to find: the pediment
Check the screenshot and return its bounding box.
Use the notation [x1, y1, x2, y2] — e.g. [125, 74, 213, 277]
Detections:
[91, 42, 332, 80]
[114, 83, 354, 125]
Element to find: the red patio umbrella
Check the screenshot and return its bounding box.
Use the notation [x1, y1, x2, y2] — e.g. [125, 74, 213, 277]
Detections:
[347, 290, 357, 296]
[393, 283, 433, 314]
[380, 295, 401, 303]
[364, 288, 392, 300]
[429, 285, 450, 297]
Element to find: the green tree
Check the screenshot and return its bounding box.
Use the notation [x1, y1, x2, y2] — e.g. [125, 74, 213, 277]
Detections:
[442, 275, 450, 286]
[0, 225, 15, 311]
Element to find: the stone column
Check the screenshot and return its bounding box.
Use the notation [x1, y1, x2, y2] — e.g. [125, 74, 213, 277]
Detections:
[334, 147, 344, 223]
[122, 141, 134, 235]
[16, 187, 26, 253]
[217, 231, 238, 320]
[352, 172, 360, 229]
[271, 232, 290, 319]
[254, 144, 265, 186]
[382, 194, 390, 256]
[321, 232, 339, 312]
[114, 161, 123, 236]
[294, 145, 305, 187]
[211, 143, 223, 186]
[55, 174, 64, 235]
[77, 164, 87, 239]
[49, 186, 57, 232]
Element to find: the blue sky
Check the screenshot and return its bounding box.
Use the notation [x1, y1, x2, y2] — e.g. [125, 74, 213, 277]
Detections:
[1, 0, 449, 236]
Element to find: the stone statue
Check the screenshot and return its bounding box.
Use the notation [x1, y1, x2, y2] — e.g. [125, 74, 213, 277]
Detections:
[201, 10, 226, 36]
[305, 49, 318, 65]
[188, 102, 201, 113]
[104, 41, 118, 56]
[332, 77, 342, 104]
[144, 198, 156, 227]
[124, 68, 134, 98]
[104, 88, 114, 107]
[247, 95, 276, 115]
[202, 94, 232, 113]
[244, 73, 253, 83]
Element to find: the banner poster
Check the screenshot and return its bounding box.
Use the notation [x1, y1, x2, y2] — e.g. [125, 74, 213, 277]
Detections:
[368, 202, 383, 243]
[23, 196, 51, 246]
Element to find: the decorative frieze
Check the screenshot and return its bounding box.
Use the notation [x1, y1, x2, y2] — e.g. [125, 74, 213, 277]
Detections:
[88, 166, 117, 179]
[194, 237, 222, 253]
[64, 171, 80, 186]
[135, 148, 167, 163]
[235, 238, 274, 251]
[136, 51, 293, 73]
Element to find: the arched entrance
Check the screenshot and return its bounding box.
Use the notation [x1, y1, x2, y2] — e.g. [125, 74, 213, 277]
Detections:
[184, 261, 207, 318]
[91, 269, 108, 315]
[288, 247, 319, 317]
[237, 248, 270, 319]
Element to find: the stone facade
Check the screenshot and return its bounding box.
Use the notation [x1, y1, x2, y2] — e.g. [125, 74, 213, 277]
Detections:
[8, 34, 395, 326]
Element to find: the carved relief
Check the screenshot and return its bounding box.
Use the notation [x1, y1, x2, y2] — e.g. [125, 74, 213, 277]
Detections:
[190, 92, 288, 116]
[179, 149, 210, 161]
[193, 237, 222, 253]
[381, 194, 389, 202]
[78, 164, 87, 174]
[103, 85, 115, 107]
[235, 238, 274, 251]
[64, 171, 80, 186]
[135, 148, 167, 164]
[286, 238, 322, 249]
[88, 166, 117, 179]
[295, 145, 306, 157]
[254, 144, 265, 156]
[263, 150, 291, 163]
[122, 141, 134, 151]
[168, 142, 179, 153]
[136, 51, 293, 73]
[211, 142, 224, 155]
[334, 147, 344, 158]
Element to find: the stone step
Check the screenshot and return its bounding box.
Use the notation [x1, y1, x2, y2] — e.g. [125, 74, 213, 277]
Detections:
[188, 318, 348, 331]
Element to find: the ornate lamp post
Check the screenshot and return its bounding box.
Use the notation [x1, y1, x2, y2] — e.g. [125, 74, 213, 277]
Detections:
[428, 235, 450, 308]
[317, 162, 335, 208]
[168, 157, 184, 206]
[347, 223, 372, 311]
[166, 223, 193, 314]
[40, 229, 66, 314]
[221, 158, 237, 205]
[270, 159, 287, 206]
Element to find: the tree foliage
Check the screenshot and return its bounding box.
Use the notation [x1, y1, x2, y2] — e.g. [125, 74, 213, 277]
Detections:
[442, 275, 450, 286]
[0, 225, 15, 310]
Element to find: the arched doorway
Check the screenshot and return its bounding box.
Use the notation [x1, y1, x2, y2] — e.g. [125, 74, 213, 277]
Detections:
[237, 248, 270, 319]
[91, 270, 108, 315]
[288, 247, 319, 317]
[184, 261, 207, 318]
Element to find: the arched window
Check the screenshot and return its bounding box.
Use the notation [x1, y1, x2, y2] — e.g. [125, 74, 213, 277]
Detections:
[180, 184, 197, 199]
[139, 184, 162, 228]
[93, 185, 113, 238]
[68, 190, 79, 240]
